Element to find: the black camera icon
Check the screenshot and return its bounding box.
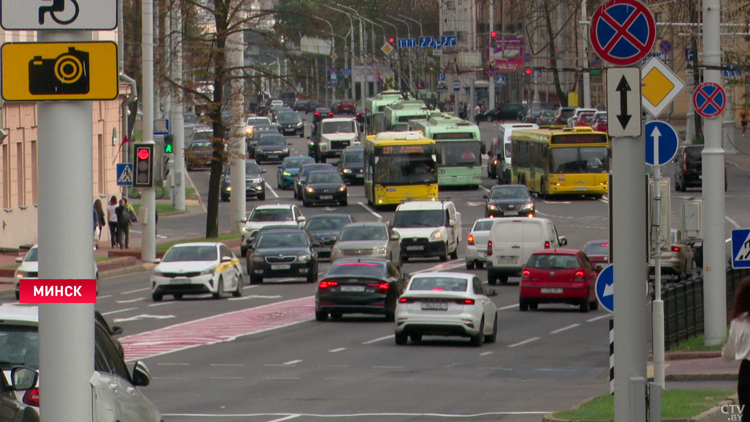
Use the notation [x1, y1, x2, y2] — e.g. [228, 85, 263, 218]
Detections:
[28, 47, 90, 95]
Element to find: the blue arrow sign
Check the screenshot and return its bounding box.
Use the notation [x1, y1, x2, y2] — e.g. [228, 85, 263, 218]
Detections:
[645, 121, 679, 166]
[732, 229, 750, 269]
[116, 163, 134, 186]
[595, 264, 614, 313]
[441, 35, 456, 47]
[419, 36, 435, 48]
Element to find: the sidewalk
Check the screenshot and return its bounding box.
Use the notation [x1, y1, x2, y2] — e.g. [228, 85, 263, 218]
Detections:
[649, 351, 741, 381]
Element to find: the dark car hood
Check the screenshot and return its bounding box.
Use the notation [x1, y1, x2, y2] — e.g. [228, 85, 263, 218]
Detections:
[340, 162, 364, 170]
[258, 145, 286, 152]
[277, 118, 301, 125]
[308, 230, 341, 243]
[488, 198, 532, 206]
[308, 183, 343, 192]
[254, 247, 311, 257]
[283, 168, 301, 176]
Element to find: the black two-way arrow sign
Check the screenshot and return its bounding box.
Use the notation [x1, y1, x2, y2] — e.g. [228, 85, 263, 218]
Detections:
[606, 67, 642, 137]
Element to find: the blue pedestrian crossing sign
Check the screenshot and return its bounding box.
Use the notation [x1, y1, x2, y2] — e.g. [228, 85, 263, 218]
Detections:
[595, 264, 614, 313]
[116, 163, 133, 186]
[645, 121, 678, 166]
[731, 229, 750, 269]
[495, 75, 506, 86]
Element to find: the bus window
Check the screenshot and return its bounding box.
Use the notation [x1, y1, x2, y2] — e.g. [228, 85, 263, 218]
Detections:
[436, 142, 481, 167]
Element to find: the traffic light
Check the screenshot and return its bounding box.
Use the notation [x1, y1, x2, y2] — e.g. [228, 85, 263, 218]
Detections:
[525, 67, 532, 75]
[164, 134, 174, 153]
[388, 37, 395, 44]
[490, 31, 497, 38]
[133, 143, 154, 188]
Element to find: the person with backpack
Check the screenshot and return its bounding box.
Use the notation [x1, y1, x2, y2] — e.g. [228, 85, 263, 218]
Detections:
[115, 198, 136, 249]
[106, 195, 120, 248]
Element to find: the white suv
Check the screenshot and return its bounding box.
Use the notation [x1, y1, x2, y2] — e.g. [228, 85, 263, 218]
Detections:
[240, 204, 306, 256]
[392, 200, 461, 262]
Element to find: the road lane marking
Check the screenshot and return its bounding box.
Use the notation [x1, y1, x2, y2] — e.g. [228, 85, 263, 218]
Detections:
[162, 411, 553, 418]
[357, 202, 382, 221]
[479, 185, 490, 192]
[148, 301, 177, 307]
[550, 324, 580, 334]
[265, 182, 280, 198]
[116, 297, 145, 304]
[97, 295, 112, 299]
[362, 335, 392, 344]
[122, 287, 150, 295]
[209, 376, 244, 380]
[479, 351, 494, 356]
[157, 363, 190, 366]
[268, 416, 301, 422]
[284, 359, 302, 365]
[497, 304, 519, 311]
[114, 314, 176, 323]
[228, 294, 282, 301]
[101, 307, 137, 316]
[726, 216, 741, 229]
[210, 363, 243, 367]
[507, 337, 540, 348]
[414, 260, 465, 274]
[587, 314, 612, 323]
[726, 238, 732, 243]
[329, 348, 346, 353]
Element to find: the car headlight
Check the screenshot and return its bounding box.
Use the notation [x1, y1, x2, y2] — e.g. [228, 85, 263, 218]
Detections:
[298, 254, 311, 263]
[15, 271, 27, 278]
[257, 185, 264, 190]
[252, 256, 265, 263]
[343, 168, 352, 174]
[339, 186, 346, 192]
[282, 148, 289, 154]
[523, 202, 534, 209]
[489, 204, 496, 210]
[226, 186, 232, 191]
[153, 269, 163, 277]
[430, 229, 443, 240]
[307, 187, 314, 193]
[296, 121, 302, 127]
[200, 266, 217, 275]
[282, 171, 291, 176]
[376, 246, 387, 254]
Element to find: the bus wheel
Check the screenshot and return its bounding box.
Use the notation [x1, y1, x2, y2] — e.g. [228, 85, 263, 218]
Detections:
[592, 194, 603, 200]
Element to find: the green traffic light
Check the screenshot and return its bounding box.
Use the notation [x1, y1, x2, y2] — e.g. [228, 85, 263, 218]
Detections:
[165, 144, 173, 153]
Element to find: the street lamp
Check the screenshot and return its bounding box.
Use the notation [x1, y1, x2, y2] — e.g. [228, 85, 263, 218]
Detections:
[334, 3, 367, 104]
[312, 16, 341, 103]
[398, 14, 425, 90]
[324, 5, 356, 101]
[376, 18, 403, 91]
[387, 16, 414, 92]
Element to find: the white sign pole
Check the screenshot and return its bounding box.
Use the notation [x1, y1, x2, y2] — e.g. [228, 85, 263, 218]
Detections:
[651, 124, 666, 391]
[141, 0, 156, 262]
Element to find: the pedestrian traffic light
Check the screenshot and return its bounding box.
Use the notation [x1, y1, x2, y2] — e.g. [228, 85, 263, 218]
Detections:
[525, 67, 532, 75]
[491, 31, 497, 38]
[133, 143, 154, 188]
[164, 134, 174, 153]
[388, 37, 395, 44]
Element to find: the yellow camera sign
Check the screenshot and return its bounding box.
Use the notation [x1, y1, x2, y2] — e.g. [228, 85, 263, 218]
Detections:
[1, 41, 118, 101]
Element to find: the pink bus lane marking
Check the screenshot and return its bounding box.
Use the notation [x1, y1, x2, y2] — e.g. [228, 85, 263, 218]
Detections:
[119, 296, 315, 361]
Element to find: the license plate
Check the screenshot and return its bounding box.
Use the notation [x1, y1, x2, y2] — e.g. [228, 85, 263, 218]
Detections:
[356, 174, 364, 178]
[504, 211, 519, 216]
[541, 288, 564, 294]
[574, 186, 588, 191]
[285, 129, 295, 132]
[699, 175, 703, 179]
[171, 277, 189, 284]
[271, 264, 291, 270]
[498, 256, 518, 264]
[268, 155, 278, 159]
[421, 302, 449, 310]
[340, 285, 365, 292]
[406, 245, 424, 251]
[320, 195, 333, 200]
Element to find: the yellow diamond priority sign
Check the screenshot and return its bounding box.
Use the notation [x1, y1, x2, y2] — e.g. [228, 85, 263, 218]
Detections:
[381, 43, 393, 55]
[2, 41, 118, 101]
[641, 57, 685, 118]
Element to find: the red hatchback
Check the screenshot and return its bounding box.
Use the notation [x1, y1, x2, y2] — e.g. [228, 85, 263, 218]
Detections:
[336, 100, 356, 114]
[519, 249, 599, 312]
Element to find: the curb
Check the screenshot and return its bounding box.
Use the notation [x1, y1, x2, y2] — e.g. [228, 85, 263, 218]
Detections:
[665, 373, 738, 382]
[99, 264, 153, 280]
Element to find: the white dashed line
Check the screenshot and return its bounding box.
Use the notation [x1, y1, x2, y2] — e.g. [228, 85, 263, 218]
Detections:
[357, 202, 382, 221]
[329, 348, 346, 353]
[726, 216, 741, 229]
[122, 287, 150, 295]
[148, 301, 177, 307]
[284, 360, 302, 365]
[479, 185, 490, 192]
[479, 351, 494, 356]
[587, 314, 612, 323]
[265, 182, 280, 198]
[101, 307, 137, 316]
[508, 337, 540, 348]
[209, 376, 244, 380]
[267, 416, 301, 422]
[550, 324, 580, 334]
[97, 295, 112, 299]
[362, 335, 392, 344]
[498, 303, 519, 311]
[157, 363, 190, 366]
[116, 297, 145, 304]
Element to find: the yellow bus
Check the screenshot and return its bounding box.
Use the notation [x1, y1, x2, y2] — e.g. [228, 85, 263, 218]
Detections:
[364, 132, 439, 208]
[510, 126, 609, 198]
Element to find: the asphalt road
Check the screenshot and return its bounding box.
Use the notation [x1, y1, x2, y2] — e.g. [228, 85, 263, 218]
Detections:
[8, 113, 746, 421]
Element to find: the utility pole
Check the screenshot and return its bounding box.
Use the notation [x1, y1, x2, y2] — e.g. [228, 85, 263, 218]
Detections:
[581, 0, 591, 108]
[702, 0, 727, 346]
[141, 0, 157, 263]
[172, 0, 186, 211]
[229, 15, 246, 233]
[390, 16, 413, 92]
[489, 0, 496, 110]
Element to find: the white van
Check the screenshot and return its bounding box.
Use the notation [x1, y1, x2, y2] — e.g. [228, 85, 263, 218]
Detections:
[486, 217, 567, 284]
[490, 123, 539, 183]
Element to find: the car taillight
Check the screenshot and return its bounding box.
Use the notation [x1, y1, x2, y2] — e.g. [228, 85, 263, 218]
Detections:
[319, 280, 338, 289]
[672, 246, 681, 252]
[544, 241, 550, 249]
[315, 112, 320, 116]
[575, 270, 585, 281]
[467, 234, 475, 245]
[522, 270, 531, 279]
[356, 113, 361, 117]
[23, 388, 39, 407]
[683, 152, 688, 175]
[399, 297, 414, 303]
[487, 241, 493, 256]
[368, 283, 390, 290]
[457, 298, 475, 305]
[329, 112, 334, 116]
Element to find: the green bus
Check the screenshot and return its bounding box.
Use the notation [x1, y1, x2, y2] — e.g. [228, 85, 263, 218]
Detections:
[408, 113, 483, 188]
[365, 90, 405, 135]
[383, 99, 432, 132]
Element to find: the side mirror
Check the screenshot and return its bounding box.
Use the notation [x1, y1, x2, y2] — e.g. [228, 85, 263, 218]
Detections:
[15, 257, 23, 263]
[10, 367, 37, 391]
[488, 289, 499, 297]
[449, 219, 456, 226]
[482, 195, 488, 199]
[403, 272, 411, 280]
[221, 256, 233, 262]
[559, 236, 568, 246]
[288, 143, 293, 146]
[111, 326, 124, 336]
[391, 232, 401, 241]
[153, 258, 161, 264]
[278, 165, 283, 169]
[247, 244, 255, 251]
[261, 169, 267, 173]
[240, 218, 247, 223]
[131, 361, 152, 387]
[312, 241, 321, 247]
[297, 216, 306, 223]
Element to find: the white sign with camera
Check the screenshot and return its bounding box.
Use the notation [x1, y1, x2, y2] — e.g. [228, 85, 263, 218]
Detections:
[1, 0, 117, 30]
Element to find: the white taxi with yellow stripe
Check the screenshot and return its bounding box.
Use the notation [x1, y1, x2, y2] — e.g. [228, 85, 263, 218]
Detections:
[151, 242, 243, 301]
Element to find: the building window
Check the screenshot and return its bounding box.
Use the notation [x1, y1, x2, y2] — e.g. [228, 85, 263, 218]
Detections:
[97, 134, 105, 193]
[16, 143, 24, 207]
[30, 140, 37, 204]
[2, 144, 8, 208]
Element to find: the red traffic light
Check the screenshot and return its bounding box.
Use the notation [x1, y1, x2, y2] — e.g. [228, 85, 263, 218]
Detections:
[389, 37, 395, 44]
[137, 148, 150, 160]
[490, 31, 497, 38]
[525, 68, 532, 75]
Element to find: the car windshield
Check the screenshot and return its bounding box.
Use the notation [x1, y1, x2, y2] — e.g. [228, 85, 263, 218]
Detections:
[394, 210, 445, 228]
[328, 262, 385, 277]
[342, 151, 364, 163]
[550, 147, 609, 174]
[490, 186, 530, 200]
[339, 226, 387, 241]
[322, 121, 355, 133]
[247, 117, 270, 126]
[193, 132, 212, 142]
[306, 217, 350, 231]
[184, 114, 198, 123]
[254, 126, 276, 133]
[685, 146, 702, 161]
[259, 136, 286, 146]
[436, 141, 482, 167]
[0, 326, 39, 370]
[473, 220, 494, 231]
[191, 142, 212, 149]
[24, 247, 38, 262]
[308, 173, 341, 184]
[257, 232, 309, 248]
[527, 254, 581, 270]
[245, 162, 261, 175]
[560, 109, 576, 118]
[584, 243, 609, 255]
[249, 208, 293, 222]
[277, 113, 300, 122]
[162, 245, 218, 262]
[409, 277, 468, 292]
[301, 165, 334, 177]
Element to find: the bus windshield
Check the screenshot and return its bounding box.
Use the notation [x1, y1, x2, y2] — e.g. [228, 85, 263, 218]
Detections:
[550, 147, 609, 174]
[374, 154, 437, 185]
[436, 141, 482, 167]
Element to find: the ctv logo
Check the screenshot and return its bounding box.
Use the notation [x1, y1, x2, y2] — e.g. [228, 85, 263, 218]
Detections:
[721, 404, 745, 421]
[19, 279, 97, 303]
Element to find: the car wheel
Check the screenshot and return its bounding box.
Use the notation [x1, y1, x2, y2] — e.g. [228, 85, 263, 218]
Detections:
[340, 198, 348, 206]
[679, 179, 687, 192]
[488, 273, 498, 285]
[259, 192, 266, 201]
[315, 311, 328, 321]
[385, 307, 395, 322]
[579, 295, 590, 312]
[476, 261, 484, 269]
[293, 189, 298, 199]
[485, 312, 498, 343]
[250, 274, 263, 284]
[529, 302, 538, 310]
[240, 246, 247, 258]
[519, 299, 529, 311]
[302, 196, 310, 207]
[330, 312, 343, 319]
[307, 266, 317, 283]
[173, 293, 183, 300]
[152, 293, 163, 302]
[221, 194, 229, 202]
[466, 260, 475, 270]
[590, 298, 599, 311]
[469, 319, 485, 347]
[213, 277, 225, 299]
[499, 274, 509, 284]
[320, 156, 327, 163]
[410, 334, 422, 342]
[449, 247, 458, 260]
[15, 291, 19, 301]
[440, 245, 449, 262]
[395, 332, 408, 345]
[233, 273, 243, 297]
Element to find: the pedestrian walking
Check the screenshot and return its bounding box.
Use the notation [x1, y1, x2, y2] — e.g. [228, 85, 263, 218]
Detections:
[722, 276, 750, 421]
[106, 196, 119, 248]
[115, 198, 136, 249]
[93, 199, 105, 250]
[740, 105, 749, 136]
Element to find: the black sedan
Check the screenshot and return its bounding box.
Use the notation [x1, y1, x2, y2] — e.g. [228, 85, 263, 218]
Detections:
[246, 229, 318, 284]
[303, 214, 354, 260]
[247, 124, 280, 158]
[315, 258, 407, 321]
[255, 134, 290, 163]
[293, 163, 336, 199]
[313, 107, 334, 123]
[302, 171, 348, 207]
[275, 110, 304, 137]
[336, 146, 364, 185]
[220, 160, 267, 202]
[483, 184, 535, 218]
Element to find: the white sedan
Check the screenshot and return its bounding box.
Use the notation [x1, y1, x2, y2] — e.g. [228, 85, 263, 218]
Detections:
[151, 242, 243, 301]
[394, 272, 498, 346]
